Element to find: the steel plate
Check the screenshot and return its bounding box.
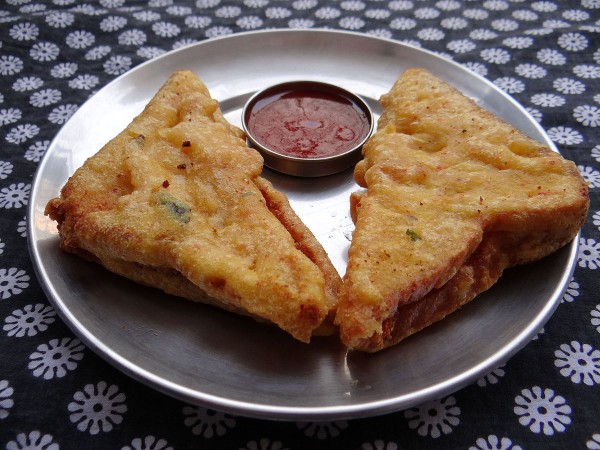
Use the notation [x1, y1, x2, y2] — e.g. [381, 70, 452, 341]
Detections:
[28, 30, 578, 420]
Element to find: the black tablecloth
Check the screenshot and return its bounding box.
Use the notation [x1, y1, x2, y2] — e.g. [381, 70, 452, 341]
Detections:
[1, 1, 599, 449]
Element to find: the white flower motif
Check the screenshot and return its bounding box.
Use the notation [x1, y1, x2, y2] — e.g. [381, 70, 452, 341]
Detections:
[3, 303, 56, 337]
[0, 183, 31, 209]
[480, 47, 510, 64]
[66, 30, 95, 49]
[554, 77, 586, 95]
[388, 1, 414, 12]
[167, 5, 193, 16]
[12, 76, 44, 92]
[0, 267, 30, 299]
[240, 438, 289, 450]
[574, 105, 600, 127]
[491, 18, 518, 31]
[365, 9, 391, 20]
[441, 17, 468, 30]
[122, 435, 173, 450]
[46, 11, 75, 28]
[503, 36, 533, 49]
[9, 22, 38, 41]
[315, 6, 341, 19]
[0, 55, 24, 76]
[137, 46, 167, 59]
[579, 238, 600, 269]
[69, 74, 100, 90]
[29, 337, 85, 379]
[463, 8, 489, 20]
[532, 2, 558, 13]
[17, 217, 27, 237]
[85, 45, 112, 61]
[526, 107, 542, 123]
[592, 304, 600, 334]
[360, 441, 398, 450]
[404, 395, 461, 438]
[592, 146, 600, 163]
[25, 140, 49, 162]
[289, 18, 315, 29]
[152, 21, 180, 37]
[513, 9, 538, 21]
[531, 93, 565, 108]
[0, 379, 14, 419]
[469, 434, 523, 450]
[30, 42, 60, 62]
[417, 27, 445, 41]
[587, 433, 600, 449]
[470, 28, 497, 40]
[134, 10, 161, 22]
[390, 17, 417, 30]
[68, 381, 128, 435]
[5, 431, 58, 450]
[119, 29, 146, 46]
[6, 124, 40, 144]
[477, 364, 506, 387]
[182, 406, 236, 437]
[266, 7, 291, 19]
[216, 5, 241, 17]
[515, 63, 547, 79]
[573, 64, 600, 79]
[514, 386, 571, 435]
[292, 0, 318, 10]
[185, 16, 211, 28]
[537, 48, 566, 66]
[415, 7, 440, 19]
[0, 161, 13, 179]
[463, 61, 488, 77]
[558, 32, 588, 52]
[483, 0, 509, 11]
[29, 89, 62, 108]
[562, 278, 580, 303]
[48, 104, 78, 125]
[341, 0, 365, 11]
[494, 77, 525, 94]
[100, 15, 128, 32]
[104, 56, 132, 76]
[0, 108, 22, 126]
[562, 9, 590, 21]
[554, 341, 600, 386]
[237, 15, 263, 29]
[205, 26, 233, 38]
[546, 126, 583, 145]
[51, 62, 78, 78]
[296, 420, 348, 439]
[339, 16, 365, 30]
[447, 39, 476, 53]
[579, 165, 600, 188]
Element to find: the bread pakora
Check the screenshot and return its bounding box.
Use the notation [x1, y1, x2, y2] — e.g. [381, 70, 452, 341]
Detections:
[335, 68, 589, 352]
[45, 70, 341, 343]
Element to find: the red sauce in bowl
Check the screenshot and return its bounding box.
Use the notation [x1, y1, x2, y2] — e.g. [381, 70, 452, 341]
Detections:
[244, 83, 372, 159]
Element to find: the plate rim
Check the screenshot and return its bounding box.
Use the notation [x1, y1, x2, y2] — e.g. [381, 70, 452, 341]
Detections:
[27, 29, 578, 420]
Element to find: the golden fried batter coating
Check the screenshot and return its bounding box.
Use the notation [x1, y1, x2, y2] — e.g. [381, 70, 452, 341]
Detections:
[46, 70, 341, 343]
[335, 68, 589, 352]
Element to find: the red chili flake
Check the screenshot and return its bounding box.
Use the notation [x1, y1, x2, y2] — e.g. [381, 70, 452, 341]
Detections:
[177, 164, 187, 170]
[162, 180, 170, 188]
[182, 140, 191, 147]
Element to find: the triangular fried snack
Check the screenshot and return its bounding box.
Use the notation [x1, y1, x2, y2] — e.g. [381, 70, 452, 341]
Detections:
[335, 68, 589, 352]
[46, 70, 341, 343]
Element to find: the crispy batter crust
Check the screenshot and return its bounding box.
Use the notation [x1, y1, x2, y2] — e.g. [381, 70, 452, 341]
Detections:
[45, 70, 341, 343]
[336, 68, 589, 352]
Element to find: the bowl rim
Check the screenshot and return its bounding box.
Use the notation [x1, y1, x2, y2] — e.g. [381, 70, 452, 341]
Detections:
[241, 80, 375, 165]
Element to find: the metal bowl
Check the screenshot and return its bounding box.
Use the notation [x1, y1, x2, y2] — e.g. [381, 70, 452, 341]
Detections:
[242, 80, 374, 177]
